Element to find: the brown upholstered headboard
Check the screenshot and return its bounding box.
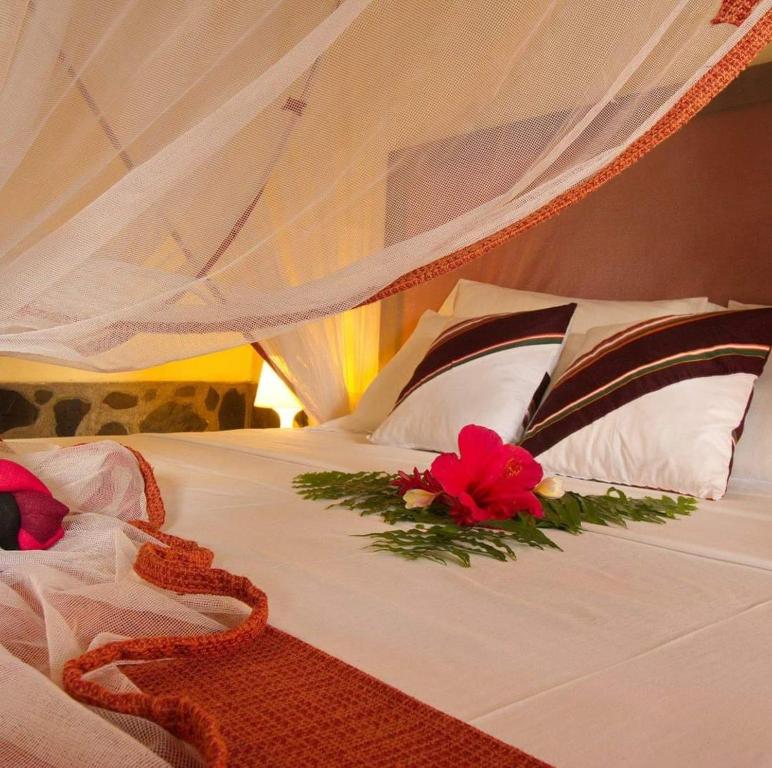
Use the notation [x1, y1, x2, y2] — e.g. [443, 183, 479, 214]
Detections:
[380, 62, 772, 364]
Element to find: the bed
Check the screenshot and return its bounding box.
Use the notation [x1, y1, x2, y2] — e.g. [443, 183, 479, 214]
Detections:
[10, 426, 772, 767]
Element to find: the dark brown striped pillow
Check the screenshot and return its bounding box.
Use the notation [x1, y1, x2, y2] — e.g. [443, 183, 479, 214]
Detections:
[371, 304, 576, 452]
[521, 308, 772, 499]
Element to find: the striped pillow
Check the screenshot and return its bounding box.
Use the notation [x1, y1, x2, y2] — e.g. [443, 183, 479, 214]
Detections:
[521, 308, 772, 499]
[371, 304, 576, 452]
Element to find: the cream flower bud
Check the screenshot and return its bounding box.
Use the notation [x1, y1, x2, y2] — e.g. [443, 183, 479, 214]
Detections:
[535, 476, 564, 499]
[403, 489, 439, 509]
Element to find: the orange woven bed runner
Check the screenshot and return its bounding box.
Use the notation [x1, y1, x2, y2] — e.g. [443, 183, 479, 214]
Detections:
[62, 450, 551, 768]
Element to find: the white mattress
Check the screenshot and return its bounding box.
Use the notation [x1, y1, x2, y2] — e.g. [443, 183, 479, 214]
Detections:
[13, 428, 772, 768]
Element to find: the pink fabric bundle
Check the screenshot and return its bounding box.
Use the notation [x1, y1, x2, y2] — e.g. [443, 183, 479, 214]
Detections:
[0, 460, 68, 550]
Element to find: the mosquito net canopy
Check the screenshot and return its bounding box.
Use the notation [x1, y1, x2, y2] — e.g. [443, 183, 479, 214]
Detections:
[0, 5, 771, 765]
[0, 0, 769, 416]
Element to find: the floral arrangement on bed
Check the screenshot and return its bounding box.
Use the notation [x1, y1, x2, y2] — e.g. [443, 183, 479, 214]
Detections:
[294, 424, 696, 566]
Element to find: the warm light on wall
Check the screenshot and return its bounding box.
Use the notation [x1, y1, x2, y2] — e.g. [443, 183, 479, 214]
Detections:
[0, 345, 262, 383]
[340, 303, 381, 412]
[254, 364, 301, 428]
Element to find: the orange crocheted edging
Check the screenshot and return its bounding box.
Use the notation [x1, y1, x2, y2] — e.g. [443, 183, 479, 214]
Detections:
[364, 9, 772, 304]
[63, 449, 269, 768]
[713, 0, 760, 26]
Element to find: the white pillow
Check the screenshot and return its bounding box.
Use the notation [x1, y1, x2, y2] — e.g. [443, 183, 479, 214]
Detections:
[727, 301, 772, 483]
[441, 279, 714, 333]
[326, 311, 456, 434]
[372, 304, 576, 452]
[521, 308, 772, 499]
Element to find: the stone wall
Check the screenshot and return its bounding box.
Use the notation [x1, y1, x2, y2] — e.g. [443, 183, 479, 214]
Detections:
[0, 381, 257, 438]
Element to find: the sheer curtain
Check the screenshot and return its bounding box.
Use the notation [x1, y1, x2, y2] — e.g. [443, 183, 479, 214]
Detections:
[0, 1, 768, 421]
[261, 304, 380, 423]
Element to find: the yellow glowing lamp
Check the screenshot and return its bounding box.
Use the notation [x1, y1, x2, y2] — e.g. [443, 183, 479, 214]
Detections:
[254, 364, 302, 429]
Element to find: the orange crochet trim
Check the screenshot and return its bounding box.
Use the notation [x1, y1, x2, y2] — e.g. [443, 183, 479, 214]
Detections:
[364, 10, 772, 304]
[712, 0, 761, 26]
[62, 450, 551, 768]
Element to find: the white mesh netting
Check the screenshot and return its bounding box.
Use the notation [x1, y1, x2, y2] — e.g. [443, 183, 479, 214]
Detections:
[0, 440, 247, 766]
[0, 1, 768, 375]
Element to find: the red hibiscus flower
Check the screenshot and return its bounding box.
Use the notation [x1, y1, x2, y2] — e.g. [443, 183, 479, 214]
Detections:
[429, 425, 543, 526]
[0, 460, 69, 550]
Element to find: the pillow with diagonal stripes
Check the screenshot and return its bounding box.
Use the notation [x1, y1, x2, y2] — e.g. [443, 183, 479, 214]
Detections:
[521, 308, 772, 499]
[371, 304, 576, 452]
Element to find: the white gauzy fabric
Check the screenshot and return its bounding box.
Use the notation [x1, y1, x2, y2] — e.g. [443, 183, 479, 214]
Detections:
[260, 302, 382, 423]
[0, 0, 767, 379]
[0, 440, 248, 768]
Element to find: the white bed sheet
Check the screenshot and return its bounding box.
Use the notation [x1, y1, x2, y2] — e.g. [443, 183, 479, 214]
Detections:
[12, 428, 772, 768]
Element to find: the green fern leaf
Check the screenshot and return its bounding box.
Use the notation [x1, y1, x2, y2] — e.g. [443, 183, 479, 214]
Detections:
[293, 471, 695, 567]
